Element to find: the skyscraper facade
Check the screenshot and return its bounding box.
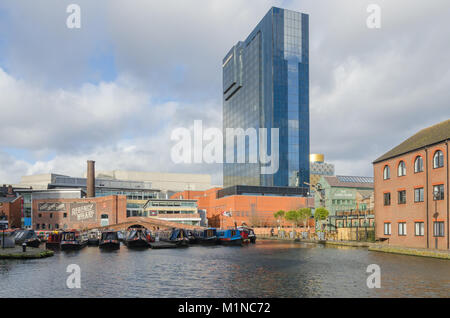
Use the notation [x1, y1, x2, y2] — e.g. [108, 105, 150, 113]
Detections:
[223, 7, 310, 188]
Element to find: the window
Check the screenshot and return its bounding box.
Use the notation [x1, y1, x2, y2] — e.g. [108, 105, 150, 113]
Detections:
[415, 222, 424, 236]
[433, 185, 444, 201]
[383, 166, 390, 180]
[55, 224, 59, 229]
[414, 188, 424, 203]
[433, 222, 445, 237]
[384, 223, 391, 235]
[42, 224, 46, 230]
[384, 193, 391, 206]
[38, 213, 42, 218]
[398, 222, 407, 236]
[50, 213, 53, 219]
[414, 156, 424, 173]
[36, 224, 40, 230]
[63, 213, 67, 218]
[433, 150, 444, 169]
[398, 161, 406, 176]
[398, 190, 407, 204]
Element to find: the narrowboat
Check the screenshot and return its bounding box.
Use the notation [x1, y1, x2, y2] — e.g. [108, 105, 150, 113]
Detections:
[46, 231, 63, 249]
[193, 228, 219, 245]
[217, 229, 245, 246]
[99, 231, 120, 250]
[87, 230, 100, 246]
[159, 228, 189, 247]
[12, 229, 41, 248]
[117, 231, 126, 242]
[60, 230, 88, 250]
[237, 226, 256, 244]
[124, 229, 150, 248]
[185, 229, 197, 244]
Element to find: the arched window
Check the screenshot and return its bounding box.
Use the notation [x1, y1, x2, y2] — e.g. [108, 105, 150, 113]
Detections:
[383, 166, 390, 180]
[398, 161, 406, 176]
[433, 150, 444, 169]
[414, 156, 423, 173]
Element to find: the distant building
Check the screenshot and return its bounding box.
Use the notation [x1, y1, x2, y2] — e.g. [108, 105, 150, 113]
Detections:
[0, 196, 22, 229]
[315, 176, 374, 230]
[223, 7, 310, 188]
[373, 119, 449, 250]
[33, 195, 127, 231]
[19, 173, 160, 226]
[310, 154, 335, 190]
[14, 188, 88, 228]
[172, 187, 314, 229]
[143, 199, 201, 226]
[91, 170, 212, 194]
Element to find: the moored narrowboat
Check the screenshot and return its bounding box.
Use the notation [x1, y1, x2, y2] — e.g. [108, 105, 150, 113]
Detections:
[193, 228, 219, 245]
[99, 231, 120, 250]
[60, 230, 88, 251]
[238, 226, 256, 244]
[124, 229, 150, 248]
[12, 229, 41, 248]
[158, 228, 189, 247]
[46, 231, 63, 249]
[88, 230, 100, 246]
[217, 229, 244, 246]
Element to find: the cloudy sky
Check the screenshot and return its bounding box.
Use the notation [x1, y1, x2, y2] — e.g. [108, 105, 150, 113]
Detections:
[0, 0, 449, 185]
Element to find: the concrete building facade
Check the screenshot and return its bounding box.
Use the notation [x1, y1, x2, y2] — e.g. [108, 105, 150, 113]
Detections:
[373, 120, 449, 250]
[92, 170, 212, 193]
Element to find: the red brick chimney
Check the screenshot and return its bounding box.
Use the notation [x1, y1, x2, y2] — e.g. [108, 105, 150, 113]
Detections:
[7, 185, 14, 197]
[87, 160, 96, 198]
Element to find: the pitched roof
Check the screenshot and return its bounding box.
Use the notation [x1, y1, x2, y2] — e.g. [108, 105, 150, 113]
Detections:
[374, 119, 450, 163]
[0, 197, 18, 203]
[323, 176, 374, 189]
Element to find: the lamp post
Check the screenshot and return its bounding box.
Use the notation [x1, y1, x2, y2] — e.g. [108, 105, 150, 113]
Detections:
[433, 188, 440, 250]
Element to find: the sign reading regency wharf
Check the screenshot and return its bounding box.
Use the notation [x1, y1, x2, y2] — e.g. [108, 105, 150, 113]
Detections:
[70, 202, 96, 222]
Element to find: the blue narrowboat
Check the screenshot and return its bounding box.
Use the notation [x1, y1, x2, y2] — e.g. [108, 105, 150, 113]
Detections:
[193, 228, 219, 245]
[217, 229, 244, 246]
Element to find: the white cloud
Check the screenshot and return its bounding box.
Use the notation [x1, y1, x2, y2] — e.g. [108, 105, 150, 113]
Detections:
[1, 0, 450, 185]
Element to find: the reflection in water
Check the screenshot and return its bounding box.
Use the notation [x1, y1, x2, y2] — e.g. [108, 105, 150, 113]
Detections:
[0, 241, 449, 298]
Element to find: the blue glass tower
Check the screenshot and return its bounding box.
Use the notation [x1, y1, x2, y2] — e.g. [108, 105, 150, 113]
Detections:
[223, 7, 310, 188]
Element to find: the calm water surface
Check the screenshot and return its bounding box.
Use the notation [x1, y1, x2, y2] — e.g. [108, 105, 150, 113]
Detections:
[0, 241, 449, 298]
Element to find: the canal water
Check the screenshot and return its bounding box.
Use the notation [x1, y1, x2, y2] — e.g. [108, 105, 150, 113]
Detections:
[0, 241, 449, 298]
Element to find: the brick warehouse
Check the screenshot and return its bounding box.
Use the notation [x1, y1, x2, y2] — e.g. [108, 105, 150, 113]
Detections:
[373, 119, 449, 250]
[172, 187, 313, 229]
[0, 196, 22, 229]
[32, 195, 127, 231]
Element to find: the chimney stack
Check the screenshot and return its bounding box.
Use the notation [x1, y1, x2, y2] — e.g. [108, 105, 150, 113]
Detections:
[87, 160, 96, 198]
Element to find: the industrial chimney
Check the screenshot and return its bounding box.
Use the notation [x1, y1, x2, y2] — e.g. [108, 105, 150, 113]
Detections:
[87, 160, 96, 198]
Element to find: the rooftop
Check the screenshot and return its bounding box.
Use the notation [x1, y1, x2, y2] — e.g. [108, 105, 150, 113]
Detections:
[323, 176, 374, 189]
[374, 119, 450, 163]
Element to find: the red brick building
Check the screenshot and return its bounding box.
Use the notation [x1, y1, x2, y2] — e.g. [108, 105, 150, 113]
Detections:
[172, 188, 314, 229]
[0, 196, 22, 229]
[373, 120, 449, 250]
[32, 195, 127, 231]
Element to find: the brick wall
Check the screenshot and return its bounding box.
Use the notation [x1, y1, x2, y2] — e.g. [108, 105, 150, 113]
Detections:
[32, 195, 127, 231]
[374, 141, 449, 250]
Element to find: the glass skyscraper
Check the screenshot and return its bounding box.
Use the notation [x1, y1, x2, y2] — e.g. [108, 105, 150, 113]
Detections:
[223, 7, 310, 188]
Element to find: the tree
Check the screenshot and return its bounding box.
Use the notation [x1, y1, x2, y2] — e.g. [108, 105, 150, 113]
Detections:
[314, 207, 329, 221]
[314, 207, 330, 233]
[274, 210, 285, 227]
[285, 210, 301, 228]
[298, 208, 312, 230]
